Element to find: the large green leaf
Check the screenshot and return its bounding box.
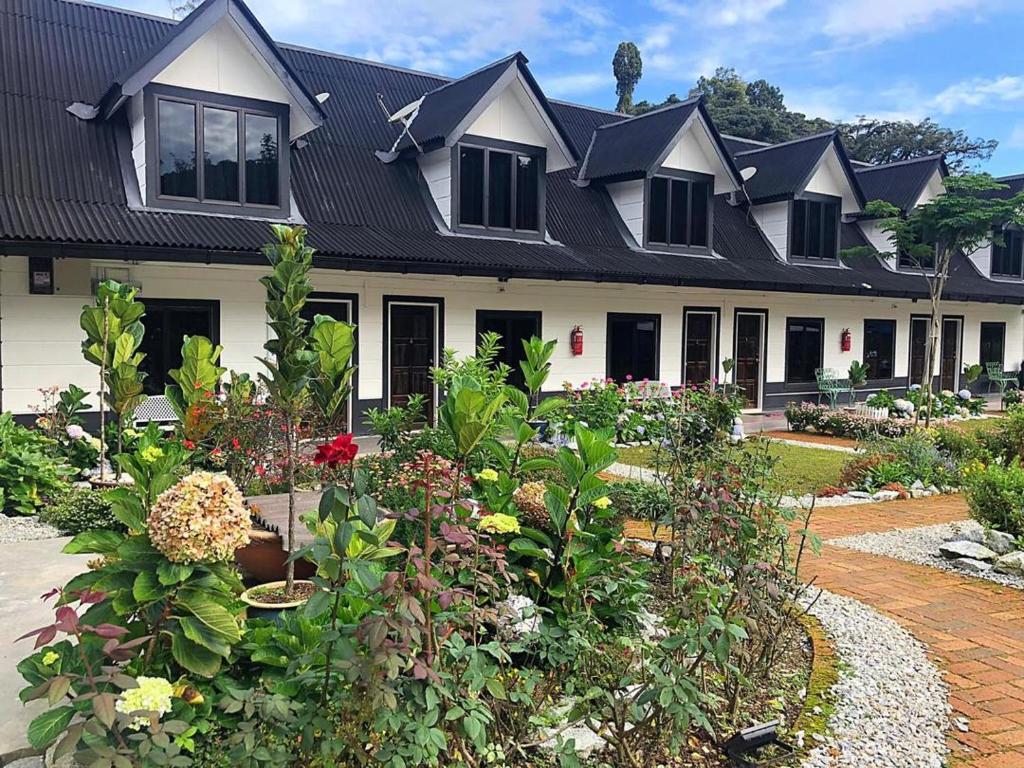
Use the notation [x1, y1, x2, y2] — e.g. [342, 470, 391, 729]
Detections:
[177, 616, 231, 657]
[177, 590, 242, 644]
[27, 706, 75, 749]
[170, 634, 222, 678]
[63, 530, 125, 555]
[167, 335, 226, 411]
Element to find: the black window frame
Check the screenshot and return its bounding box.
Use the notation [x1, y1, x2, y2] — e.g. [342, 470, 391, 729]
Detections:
[790, 194, 840, 262]
[452, 135, 546, 241]
[137, 298, 220, 396]
[784, 317, 825, 384]
[862, 319, 897, 381]
[144, 84, 290, 218]
[475, 309, 543, 391]
[980, 322, 1006, 371]
[643, 169, 714, 254]
[992, 226, 1024, 279]
[606, 312, 661, 383]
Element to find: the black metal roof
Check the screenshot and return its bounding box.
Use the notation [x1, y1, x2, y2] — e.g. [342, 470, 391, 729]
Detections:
[0, 0, 1022, 304]
[733, 131, 866, 207]
[855, 155, 947, 213]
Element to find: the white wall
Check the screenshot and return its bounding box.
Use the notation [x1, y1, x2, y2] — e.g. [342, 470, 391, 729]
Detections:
[418, 149, 452, 228]
[751, 201, 789, 259]
[129, 95, 146, 203]
[3, 255, 1022, 415]
[660, 117, 737, 194]
[152, 17, 314, 140]
[606, 180, 644, 246]
[968, 242, 993, 277]
[803, 145, 860, 215]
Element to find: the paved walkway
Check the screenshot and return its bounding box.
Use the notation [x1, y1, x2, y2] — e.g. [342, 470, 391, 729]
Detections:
[626, 495, 1024, 767]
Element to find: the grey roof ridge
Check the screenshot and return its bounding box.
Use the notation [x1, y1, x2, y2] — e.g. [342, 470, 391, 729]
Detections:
[62, 0, 176, 25]
[996, 172, 1024, 182]
[549, 98, 621, 116]
[854, 154, 945, 173]
[733, 129, 838, 157]
[592, 96, 702, 131]
[720, 132, 772, 148]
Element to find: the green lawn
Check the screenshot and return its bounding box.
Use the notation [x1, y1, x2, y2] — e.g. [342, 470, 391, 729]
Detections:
[614, 441, 848, 496]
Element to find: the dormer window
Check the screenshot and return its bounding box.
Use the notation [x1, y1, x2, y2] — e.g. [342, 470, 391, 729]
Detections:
[145, 85, 290, 217]
[454, 138, 545, 238]
[644, 172, 712, 252]
[790, 196, 839, 261]
[897, 222, 937, 271]
[992, 227, 1024, 279]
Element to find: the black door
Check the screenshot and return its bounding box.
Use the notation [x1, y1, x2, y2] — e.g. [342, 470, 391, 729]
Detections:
[138, 300, 218, 395]
[607, 313, 660, 382]
[684, 312, 715, 387]
[909, 317, 929, 386]
[941, 318, 962, 392]
[390, 304, 437, 420]
[476, 310, 541, 390]
[734, 313, 763, 409]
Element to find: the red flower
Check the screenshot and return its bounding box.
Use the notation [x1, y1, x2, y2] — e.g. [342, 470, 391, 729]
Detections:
[231, 438, 241, 450]
[255, 466, 266, 477]
[182, 439, 195, 450]
[313, 433, 359, 468]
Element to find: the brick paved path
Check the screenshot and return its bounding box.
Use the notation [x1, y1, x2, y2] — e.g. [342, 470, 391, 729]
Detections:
[627, 495, 1024, 767]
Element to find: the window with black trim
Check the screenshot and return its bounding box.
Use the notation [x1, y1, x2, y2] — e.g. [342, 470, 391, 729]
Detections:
[897, 220, 937, 270]
[607, 313, 660, 382]
[456, 139, 544, 236]
[476, 310, 542, 390]
[645, 174, 711, 250]
[137, 299, 219, 396]
[785, 317, 823, 383]
[863, 319, 896, 380]
[791, 198, 839, 261]
[980, 322, 1006, 369]
[992, 228, 1024, 279]
[147, 86, 289, 216]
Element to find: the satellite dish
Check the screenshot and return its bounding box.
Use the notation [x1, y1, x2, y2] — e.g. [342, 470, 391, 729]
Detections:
[316, 93, 330, 104]
[740, 166, 757, 181]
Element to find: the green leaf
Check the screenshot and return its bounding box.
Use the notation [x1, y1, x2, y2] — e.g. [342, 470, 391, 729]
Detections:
[63, 530, 125, 555]
[170, 634, 222, 678]
[157, 561, 194, 586]
[27, 706, 75, 749]
[177, 616, 230, 657]
[485, 678, 507, 701]
[177, 590, 242, 644]
[133, 570, 166, 603]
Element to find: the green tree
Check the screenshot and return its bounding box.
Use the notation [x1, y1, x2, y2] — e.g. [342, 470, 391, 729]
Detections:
[612, 42, 643, 114]
[836, 117, 997, 173]
[849, 175, 1024, 424]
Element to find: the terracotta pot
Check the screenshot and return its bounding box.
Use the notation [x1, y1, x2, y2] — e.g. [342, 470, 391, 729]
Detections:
[235, 528, 315, 582]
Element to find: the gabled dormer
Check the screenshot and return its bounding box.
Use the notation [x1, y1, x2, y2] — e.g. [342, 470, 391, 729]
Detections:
[576, 98, 742, 255]
[734, 131, 865, 264]
[70, 0, 326, 218]
[378, 53, 576, 241]
[967, 175, 1024, 281]
[855, 154, 947, 272]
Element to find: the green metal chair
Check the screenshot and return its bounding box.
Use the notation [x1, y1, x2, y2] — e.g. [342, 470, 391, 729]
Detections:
[815, 368, 848, 409]
[985, 362, 1017, 394]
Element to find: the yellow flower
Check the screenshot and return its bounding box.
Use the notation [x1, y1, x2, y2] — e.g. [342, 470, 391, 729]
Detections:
[116, 676, 174, 730]
[140, 445, 165, 464]
[87, 437, 102, 451]
[478, 513, 521, 535]
[41, 651, 59, 666]
[593, 496, 612, 510]
[475, 468, 499, 483]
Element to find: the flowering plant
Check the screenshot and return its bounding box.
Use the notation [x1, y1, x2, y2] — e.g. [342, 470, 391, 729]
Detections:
[148, 471, 250, 563]
[313, 433, 359, 468]
[477, 512, 521, 535]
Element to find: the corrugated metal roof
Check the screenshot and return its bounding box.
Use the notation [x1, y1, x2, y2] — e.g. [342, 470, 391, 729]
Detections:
[856, 155, 945, 213]
[0, 0, 1021, 303]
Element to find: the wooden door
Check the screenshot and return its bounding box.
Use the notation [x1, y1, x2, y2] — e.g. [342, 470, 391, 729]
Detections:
[940, 318, 962, 392]
[909, 317, 929, 386]
[734, 313, 764, 409]
[389, 303, 437, 420]
[684, 312, 715, 387]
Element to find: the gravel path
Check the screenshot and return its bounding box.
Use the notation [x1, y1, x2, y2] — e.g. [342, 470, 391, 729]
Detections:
[769, 438, 859, 454]
[828, 521, 1024, 590]
[801, 589, 949, 768]
[0, 515, 59, 543]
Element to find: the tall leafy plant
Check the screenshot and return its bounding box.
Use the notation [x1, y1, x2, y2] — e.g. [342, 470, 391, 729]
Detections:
[165, 335, 227, 446]
[80, 280, 147, 476]
[307, 315, 357, 436]
[257, 225, 318, 595]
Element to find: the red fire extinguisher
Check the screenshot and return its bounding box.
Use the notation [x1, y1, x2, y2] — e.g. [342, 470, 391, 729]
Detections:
[570, 325, 584, 356]
[840, 328, 852, 352]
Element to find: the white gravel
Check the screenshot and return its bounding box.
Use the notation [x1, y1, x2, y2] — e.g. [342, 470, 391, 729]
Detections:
[0, 514, 59, 543]
[801, 589, 949, 768]
[828, 521, 1024, 590]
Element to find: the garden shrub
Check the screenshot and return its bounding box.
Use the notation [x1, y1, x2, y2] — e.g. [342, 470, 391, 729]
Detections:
[608, 479, 672, 521]
[39, 488, 124, 535]
[0, 412, 74, 514]
[784, 402, 913, 439]
[964, 460, 1024, 538]
[932, 424, 994, 465]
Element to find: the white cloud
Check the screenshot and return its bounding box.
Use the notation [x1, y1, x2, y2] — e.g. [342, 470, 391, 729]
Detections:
[1008, 123, 1024, 148]
[821, 0, 986, 43]
[542, 71, 610, 97]
[652, 0, 785, 27]
[930, 75, 1024, 114]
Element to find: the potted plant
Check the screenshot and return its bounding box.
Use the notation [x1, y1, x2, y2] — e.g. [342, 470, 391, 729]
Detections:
[847, 360, 870, 405]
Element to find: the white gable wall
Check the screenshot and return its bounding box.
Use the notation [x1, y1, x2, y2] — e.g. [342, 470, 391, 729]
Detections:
[129, 95, 147, 203]
[418, 149, 452, 228]
[606, 180, 645, 246]
[803, 145, 860, 214]
[463, 73, 573, 172]
[660, 118, 736, 194]
[751, 202, 789, 259]
[915, 168, 945, 207]
[151, 17, 314, 140]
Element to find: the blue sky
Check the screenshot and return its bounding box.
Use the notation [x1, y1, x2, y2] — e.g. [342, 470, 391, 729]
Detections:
[110, 0, 1024, 175]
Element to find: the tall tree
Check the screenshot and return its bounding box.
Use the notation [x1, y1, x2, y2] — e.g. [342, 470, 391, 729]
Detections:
[851, 176, 1024, 424]
[836, 117, 998, 173]
[612, 42, 643, 114]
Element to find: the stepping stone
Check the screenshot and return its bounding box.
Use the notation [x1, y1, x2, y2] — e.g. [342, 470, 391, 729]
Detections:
[938, 540, 998, 562]
[994, 551, 1024, 576]
[955, 557, 993, 573]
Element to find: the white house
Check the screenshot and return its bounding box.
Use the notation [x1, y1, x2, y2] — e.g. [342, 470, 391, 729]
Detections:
[1, 0, 1023, 432]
